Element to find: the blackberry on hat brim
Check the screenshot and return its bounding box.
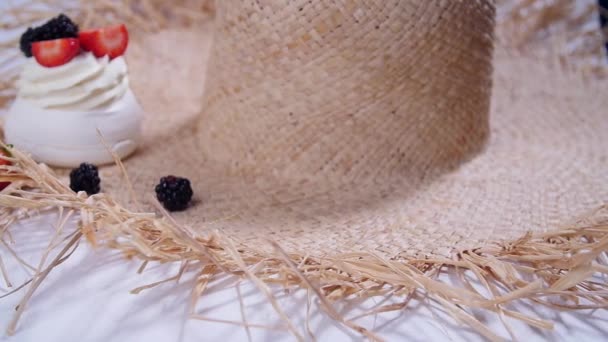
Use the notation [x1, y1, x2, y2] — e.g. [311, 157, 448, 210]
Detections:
[155, 176, 194, 211]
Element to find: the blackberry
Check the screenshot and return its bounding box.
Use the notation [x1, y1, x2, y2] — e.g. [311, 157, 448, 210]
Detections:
[155, 176, 193, 212]
[69, 163, 100, 195]
[19, 14, 79, 57]
[19, 28, 37, 57]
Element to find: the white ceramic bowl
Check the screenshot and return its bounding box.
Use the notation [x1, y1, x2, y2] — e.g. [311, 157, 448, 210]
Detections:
[4, 89, 143, 168]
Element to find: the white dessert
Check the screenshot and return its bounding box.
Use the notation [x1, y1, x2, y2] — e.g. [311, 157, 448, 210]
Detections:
[5, 52, 143, 168]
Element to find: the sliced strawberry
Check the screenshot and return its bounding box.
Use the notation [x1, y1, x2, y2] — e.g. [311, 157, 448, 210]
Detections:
[78, 29, 96, 52]
[32, 38, 80, 67]
[0, 146, 12, 192]
[79, 24, 129, 59]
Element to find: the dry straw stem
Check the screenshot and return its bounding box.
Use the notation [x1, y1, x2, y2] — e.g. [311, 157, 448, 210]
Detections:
[1, 143, 608, 340]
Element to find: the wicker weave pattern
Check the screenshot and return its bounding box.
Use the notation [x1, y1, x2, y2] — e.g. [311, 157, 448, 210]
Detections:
[197, 1, 494, 187]
[88, 0, 608, 258]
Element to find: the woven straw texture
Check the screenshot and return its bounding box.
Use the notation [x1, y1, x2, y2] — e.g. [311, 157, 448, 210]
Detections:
[2, 0, 608, 340]
[96, 0, 608, 258]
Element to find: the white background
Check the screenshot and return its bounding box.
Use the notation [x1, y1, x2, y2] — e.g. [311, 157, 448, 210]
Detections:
[1, 1, 607, 341]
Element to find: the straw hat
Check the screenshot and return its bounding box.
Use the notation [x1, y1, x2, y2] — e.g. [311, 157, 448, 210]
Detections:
[2, 1, 608, 340]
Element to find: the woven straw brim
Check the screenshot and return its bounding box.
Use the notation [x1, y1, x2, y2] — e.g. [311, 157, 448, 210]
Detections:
[86, 27, 608, 259]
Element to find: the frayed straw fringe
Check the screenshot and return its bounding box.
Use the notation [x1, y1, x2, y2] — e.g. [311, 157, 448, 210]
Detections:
[1, 143, 608, 341]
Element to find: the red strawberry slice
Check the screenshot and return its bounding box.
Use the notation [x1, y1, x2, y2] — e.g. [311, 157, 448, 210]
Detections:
[78, 29, 96, 52]
[31, 38, 80, 67]
[0, 146, 12, 192]
[79, 24, 129, 59]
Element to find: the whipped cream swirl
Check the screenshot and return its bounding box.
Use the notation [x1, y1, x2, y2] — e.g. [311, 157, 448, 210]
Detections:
[16, 52, 129, 111]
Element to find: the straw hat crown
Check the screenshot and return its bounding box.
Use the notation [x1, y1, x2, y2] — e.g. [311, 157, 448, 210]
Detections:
[197, 1, 495, 185]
